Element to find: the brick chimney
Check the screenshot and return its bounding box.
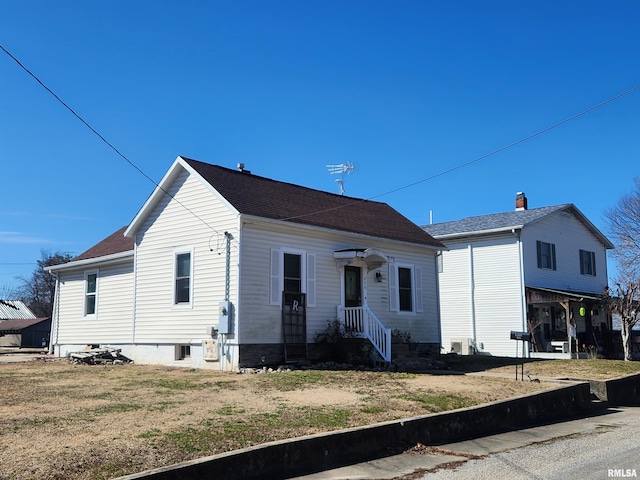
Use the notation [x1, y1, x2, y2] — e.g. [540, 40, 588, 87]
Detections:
[515, 192, 528, 211]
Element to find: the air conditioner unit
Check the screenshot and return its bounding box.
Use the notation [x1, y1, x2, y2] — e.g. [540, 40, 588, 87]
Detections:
[450, 337, 474, 355]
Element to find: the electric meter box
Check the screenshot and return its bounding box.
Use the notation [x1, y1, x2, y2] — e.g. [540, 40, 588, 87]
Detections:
[218, 301, 232, 334]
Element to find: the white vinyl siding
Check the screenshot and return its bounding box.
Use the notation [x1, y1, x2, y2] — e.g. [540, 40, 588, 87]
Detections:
[133, 169, 238, 343]
[437, 235, 524, 357]
[241, 221, 440, 345]
[54, 261, 134, 344]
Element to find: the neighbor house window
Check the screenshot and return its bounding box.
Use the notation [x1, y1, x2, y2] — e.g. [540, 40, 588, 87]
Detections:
[579, 249, 596, 276]
[270, 248, 316, 307]
[174, 250, 193, 305]
[388, 263, 423, 314]
[536, 241, 556, 270]
[84, 271, 98, 316]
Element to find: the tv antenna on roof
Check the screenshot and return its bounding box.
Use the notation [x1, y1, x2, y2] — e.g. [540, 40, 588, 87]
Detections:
[326, 162, 357, 195]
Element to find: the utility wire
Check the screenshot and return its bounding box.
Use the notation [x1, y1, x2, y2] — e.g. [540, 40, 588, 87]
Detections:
[281, 83, 640, 221]
[0, 44, 223, 242]
[3, 44, 639, 226]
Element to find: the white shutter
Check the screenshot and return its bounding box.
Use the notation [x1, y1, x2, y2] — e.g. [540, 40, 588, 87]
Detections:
[415, 266, 423, 313]
[388, 263, 397, 312]
[306, 254, 316, 307]
[270, 248, 280, 305]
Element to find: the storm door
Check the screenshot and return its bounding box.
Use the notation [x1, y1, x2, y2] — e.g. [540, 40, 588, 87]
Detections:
[344, 265, 362, 308]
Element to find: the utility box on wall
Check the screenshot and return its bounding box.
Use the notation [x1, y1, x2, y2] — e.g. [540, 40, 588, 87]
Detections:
[218, 301, 232, 334]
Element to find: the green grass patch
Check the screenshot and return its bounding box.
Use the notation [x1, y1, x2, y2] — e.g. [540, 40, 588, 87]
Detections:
[397, 389, 476, 413]
[248, 370, 328, 391]
[215, 405, 246, 415]
[91, 403, 143, 415]
[160, 406, 353, 453]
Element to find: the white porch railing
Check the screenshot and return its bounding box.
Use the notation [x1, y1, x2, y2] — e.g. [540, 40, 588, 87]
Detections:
[338, 305, 392, 362]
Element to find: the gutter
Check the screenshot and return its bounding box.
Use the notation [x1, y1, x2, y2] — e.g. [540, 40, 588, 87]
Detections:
[45, 251, 134, 273]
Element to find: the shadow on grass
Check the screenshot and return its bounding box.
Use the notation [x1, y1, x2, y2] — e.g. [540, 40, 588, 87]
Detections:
[437, 353, 547, 374]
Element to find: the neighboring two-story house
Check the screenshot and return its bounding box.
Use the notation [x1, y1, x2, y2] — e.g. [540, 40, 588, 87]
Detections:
[423, 193, 614, 358]
[46, 157, 445, 370]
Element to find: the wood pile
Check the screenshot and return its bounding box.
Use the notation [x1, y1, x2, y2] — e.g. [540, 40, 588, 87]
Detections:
[68, 347, 132, 365]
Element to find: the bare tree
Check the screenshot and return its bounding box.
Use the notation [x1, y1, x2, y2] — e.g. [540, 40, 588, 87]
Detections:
[0, 285, 18, 301]
[18, 250, 73, 318]
[604, 178, 640, 360]
[604, 281, 639, 361]
[604, 177, 640, 278]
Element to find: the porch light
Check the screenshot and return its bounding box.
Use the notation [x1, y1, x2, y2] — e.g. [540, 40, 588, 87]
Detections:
[375, 271, 383, 282]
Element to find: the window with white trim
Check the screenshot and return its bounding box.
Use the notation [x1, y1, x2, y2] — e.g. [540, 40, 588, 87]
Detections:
[579, 249, 596, 276]
[270, 248, 316, 307]
[388, 263, 423, 314]
[174, 249, 193, 306]
[84, 271, 98, 317]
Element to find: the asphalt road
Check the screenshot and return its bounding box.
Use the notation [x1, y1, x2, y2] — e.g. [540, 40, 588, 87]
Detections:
[422, 409, 640, 480]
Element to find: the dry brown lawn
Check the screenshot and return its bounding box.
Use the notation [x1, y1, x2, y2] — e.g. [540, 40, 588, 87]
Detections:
[0, 356, 637, 480]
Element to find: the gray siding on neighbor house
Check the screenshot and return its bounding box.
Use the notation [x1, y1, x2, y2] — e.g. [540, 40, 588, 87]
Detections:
[521, 210, 609, 294]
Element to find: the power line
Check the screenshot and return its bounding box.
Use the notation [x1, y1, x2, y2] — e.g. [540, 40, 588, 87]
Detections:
[0, 44, 223, 240]
[281, 83, 640, 221]
[3, 44, 639, 228]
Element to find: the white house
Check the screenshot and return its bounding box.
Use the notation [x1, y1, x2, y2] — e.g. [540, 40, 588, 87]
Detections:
[47, 156, 445, 370]
[423, 193, 614, 359]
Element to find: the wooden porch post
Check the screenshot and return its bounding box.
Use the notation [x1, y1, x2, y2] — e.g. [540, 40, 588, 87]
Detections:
[562, 302, 571, 356]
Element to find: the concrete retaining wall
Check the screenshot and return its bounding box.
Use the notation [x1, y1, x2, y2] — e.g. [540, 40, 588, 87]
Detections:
[590, 372, 640, 406]
[115, 382, 591, 480]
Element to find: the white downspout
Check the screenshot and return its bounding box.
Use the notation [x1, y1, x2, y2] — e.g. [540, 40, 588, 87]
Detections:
[48, 271, 60, 355]
[468, 244, 476, 348]
[514, 228, 528, 356]
[131, 238, 138, 344]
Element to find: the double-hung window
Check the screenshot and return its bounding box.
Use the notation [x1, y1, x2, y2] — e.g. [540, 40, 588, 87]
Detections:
[579, 249, 596, 276]
[388, 263, 423, 314]
[536, 241, 556, 270]
[84, 271, 98, 317]
[283, 253, 302, 293]
[174, 249, 193, 306]
[270, 248, 316, 307]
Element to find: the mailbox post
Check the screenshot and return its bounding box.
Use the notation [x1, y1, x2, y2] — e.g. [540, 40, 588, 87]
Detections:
[510, 331, 532, 381]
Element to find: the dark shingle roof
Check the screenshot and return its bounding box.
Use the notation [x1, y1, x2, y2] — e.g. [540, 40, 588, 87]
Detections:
[183, 158, 443, 248]
[0, 317, 50, 333]
[423, 205, 569, 237]
[423, 204, 613, 249]
[74, 226, 134, 261]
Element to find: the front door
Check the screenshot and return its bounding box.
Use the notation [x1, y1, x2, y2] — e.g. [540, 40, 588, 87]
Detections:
[344, 265, 362, 308]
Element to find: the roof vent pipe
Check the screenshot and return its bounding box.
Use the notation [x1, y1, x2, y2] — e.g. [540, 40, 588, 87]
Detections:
[515, 192, 528, 211]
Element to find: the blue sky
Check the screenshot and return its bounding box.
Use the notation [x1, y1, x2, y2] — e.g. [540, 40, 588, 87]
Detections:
[1, 1, 639, 292]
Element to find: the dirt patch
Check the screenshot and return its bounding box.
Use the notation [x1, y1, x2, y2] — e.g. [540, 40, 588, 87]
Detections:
[0, 360, 560, 480]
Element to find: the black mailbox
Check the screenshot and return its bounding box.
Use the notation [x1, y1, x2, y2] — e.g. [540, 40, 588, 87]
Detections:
[510, 331, 532, 342]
